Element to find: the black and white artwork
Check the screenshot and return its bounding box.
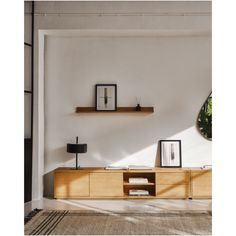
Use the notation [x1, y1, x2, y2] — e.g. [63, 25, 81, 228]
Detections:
[95, 84, 117, 111]
[160, 140, 182, 168]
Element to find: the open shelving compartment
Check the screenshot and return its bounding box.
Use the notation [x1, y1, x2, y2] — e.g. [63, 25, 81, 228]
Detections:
[123, 172, 156, 198]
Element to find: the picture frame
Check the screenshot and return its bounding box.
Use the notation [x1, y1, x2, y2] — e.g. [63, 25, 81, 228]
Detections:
[95, 84, 117, 111]
[159, 140, 182, 168]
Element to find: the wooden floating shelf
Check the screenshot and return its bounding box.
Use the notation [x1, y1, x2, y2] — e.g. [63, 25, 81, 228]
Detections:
[76, 107, 154, 113]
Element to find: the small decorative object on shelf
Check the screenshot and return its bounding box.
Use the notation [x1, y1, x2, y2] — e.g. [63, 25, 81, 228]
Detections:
[201, 165, 212, 170]
[135, 97, 142, 111]
[67, 136, 87, 169]
[136, 104, 141, 111]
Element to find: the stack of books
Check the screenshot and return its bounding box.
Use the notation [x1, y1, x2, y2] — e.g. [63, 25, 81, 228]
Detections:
[104, 166, 127, 170]
[128, 165, 153, 170]
[129, 189, 149, 196]
[201, 165, 212, 170]
[128, 178, 148, 184]
[105, 165, 153, 170]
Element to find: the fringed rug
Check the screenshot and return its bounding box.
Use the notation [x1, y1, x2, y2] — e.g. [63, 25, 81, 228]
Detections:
[25, 209, 212, 235]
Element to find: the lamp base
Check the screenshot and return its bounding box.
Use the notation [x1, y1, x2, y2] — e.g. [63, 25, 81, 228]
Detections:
[71, 166, 83, 170]
[75, 154, 79, 170]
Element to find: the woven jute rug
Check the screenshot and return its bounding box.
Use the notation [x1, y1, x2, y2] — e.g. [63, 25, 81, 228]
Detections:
[24, 209, 212, 235]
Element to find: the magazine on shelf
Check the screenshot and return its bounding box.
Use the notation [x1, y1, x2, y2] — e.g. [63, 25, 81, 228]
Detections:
[128, 178, 148, 184]
[105, 166, 128, 170]
[129, 189, 149, 196]
[128, 165, 153, 170]
[200, 165, 212, 170]
[105, 165, 153, 170]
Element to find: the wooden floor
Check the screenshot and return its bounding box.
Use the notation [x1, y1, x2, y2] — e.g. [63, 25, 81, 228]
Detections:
[25, 198, 212, 216]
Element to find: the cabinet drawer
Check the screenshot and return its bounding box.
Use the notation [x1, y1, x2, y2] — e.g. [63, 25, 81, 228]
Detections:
[90, 173, 123, 197]
[156, 172, 188, 185]
[156, 185, 189, 198]
[54, 172, 89, 198]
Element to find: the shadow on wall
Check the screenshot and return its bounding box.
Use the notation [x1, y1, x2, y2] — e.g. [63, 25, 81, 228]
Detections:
[48, 146, 70, 164]
[155, 144, 161, 167]
[44, 170, 54, 198]
[43, 147, 75, 198]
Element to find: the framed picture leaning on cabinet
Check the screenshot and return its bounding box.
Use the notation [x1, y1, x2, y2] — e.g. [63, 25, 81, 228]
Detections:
[160, 140, 182, 168]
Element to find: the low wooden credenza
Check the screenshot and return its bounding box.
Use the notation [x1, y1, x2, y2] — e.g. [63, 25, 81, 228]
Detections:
[54, 167, 212, 199]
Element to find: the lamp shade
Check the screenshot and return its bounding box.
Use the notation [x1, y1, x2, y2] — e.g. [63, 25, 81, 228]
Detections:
[67, 143, 87, 154]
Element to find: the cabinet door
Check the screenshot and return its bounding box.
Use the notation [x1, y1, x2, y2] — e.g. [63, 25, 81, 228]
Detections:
[90, 173, 123, 197]
[191, 170, 212, 198]
[156, 185, 189, 198]
[54, 172, 89, 198]
[156, 171, 189, 198]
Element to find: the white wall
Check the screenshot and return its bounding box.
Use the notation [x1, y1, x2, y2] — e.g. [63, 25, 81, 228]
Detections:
[44, 34, 211, 170]
[31, 1, 212, 199]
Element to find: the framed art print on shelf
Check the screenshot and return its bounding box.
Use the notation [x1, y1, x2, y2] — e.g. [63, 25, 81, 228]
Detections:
[95, 84, 117, 111]
[159, 140, 182, 168]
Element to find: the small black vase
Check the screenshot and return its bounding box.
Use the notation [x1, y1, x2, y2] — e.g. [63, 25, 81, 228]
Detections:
[136, 104, 141, 111]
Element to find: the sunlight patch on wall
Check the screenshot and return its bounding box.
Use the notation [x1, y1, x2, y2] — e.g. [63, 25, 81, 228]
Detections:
[168, 126, 212, 167]
[110, 144, 157, 167]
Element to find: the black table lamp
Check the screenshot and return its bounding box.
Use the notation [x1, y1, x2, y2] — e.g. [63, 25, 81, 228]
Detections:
[67, 136, 87, 169]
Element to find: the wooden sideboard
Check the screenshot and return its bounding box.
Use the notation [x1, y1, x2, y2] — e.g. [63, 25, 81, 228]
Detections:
[54, 167, 212, 199]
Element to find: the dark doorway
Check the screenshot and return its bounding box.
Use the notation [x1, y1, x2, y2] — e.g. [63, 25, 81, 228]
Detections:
[24, 139, 32, 202]
[24, 1, 34, 203]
